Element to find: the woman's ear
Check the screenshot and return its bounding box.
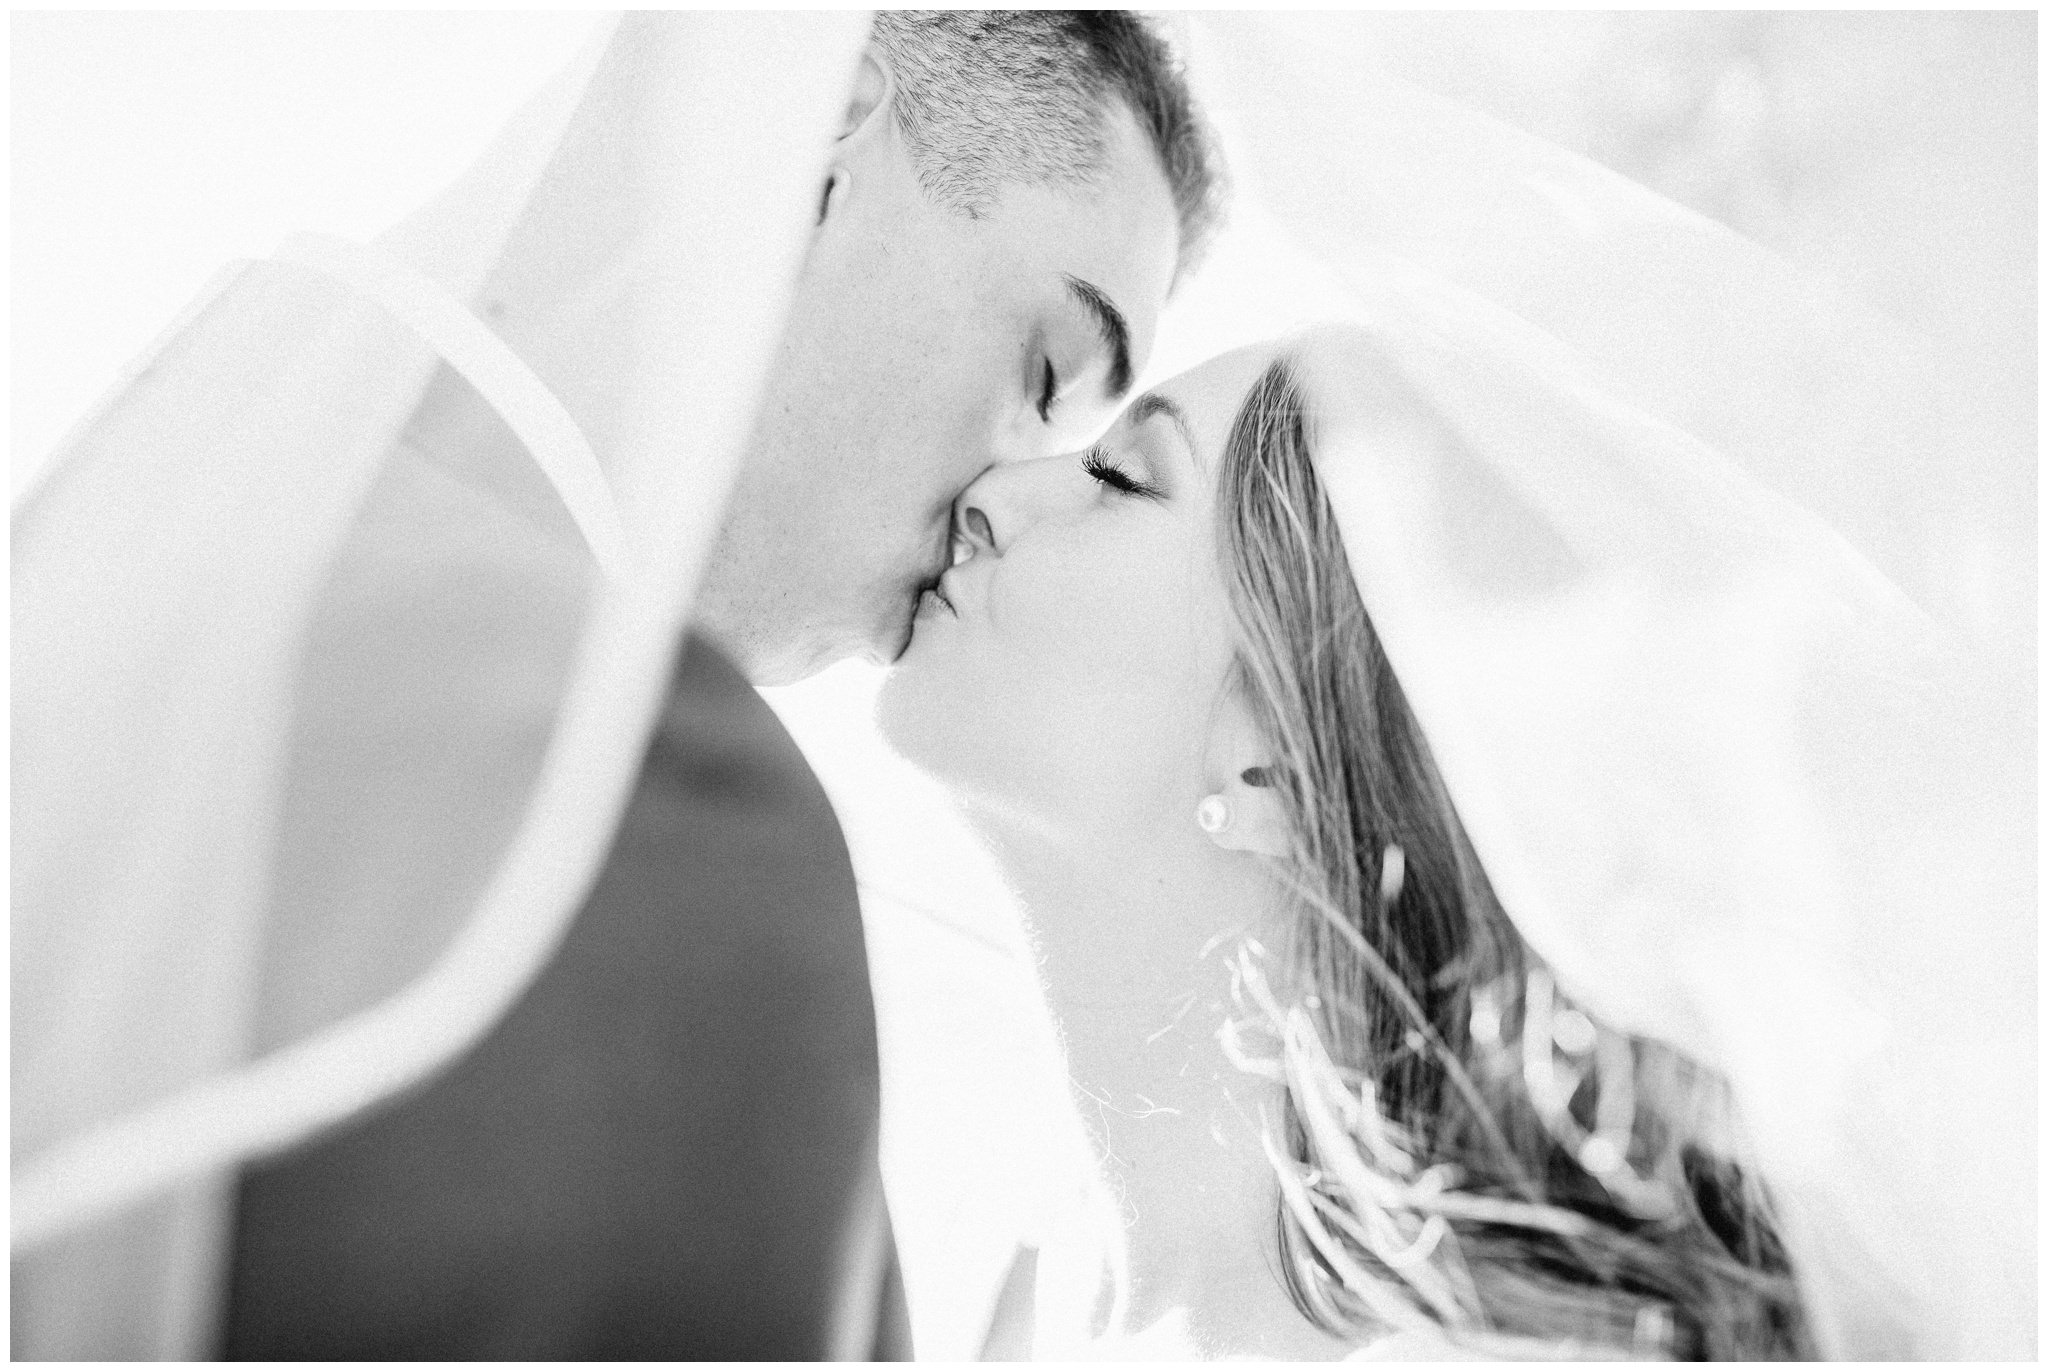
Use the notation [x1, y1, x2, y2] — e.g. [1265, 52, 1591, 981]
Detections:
[1199, 692, 1294, 860]
[1199, 765, 1294, 859]
[818, 48, 893, 226]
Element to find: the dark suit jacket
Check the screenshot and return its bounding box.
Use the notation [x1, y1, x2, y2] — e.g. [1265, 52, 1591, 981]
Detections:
[221, 632, 908, 1359]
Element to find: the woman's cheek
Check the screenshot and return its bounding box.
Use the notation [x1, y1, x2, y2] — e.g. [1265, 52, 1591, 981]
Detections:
[1079, 579, 1218, 740]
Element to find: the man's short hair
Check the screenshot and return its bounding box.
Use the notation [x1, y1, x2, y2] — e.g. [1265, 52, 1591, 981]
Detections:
[871, 10, 1226, 287]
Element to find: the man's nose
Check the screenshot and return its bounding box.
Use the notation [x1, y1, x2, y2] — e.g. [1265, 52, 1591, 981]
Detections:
[953, 452, 1080, 558]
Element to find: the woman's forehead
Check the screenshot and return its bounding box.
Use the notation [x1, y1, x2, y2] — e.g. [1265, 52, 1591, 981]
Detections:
[1153, 341, 1283, 458]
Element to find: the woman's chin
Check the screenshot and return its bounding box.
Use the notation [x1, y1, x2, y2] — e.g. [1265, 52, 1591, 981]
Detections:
[876, 654, 1038, 820]
[874, 650, 965, 782]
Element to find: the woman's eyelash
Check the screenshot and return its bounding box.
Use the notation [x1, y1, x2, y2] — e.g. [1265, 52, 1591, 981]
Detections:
[1081, 444, 1164, 500]
[1037, 359, 1058, 422]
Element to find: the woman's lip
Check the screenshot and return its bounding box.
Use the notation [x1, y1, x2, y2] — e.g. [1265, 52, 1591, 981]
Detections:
[892, 573, 958, 661]
[911, 580, 954, 623]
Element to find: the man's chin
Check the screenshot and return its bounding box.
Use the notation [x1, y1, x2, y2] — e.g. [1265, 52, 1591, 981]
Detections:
[695, 623, 831, 689]
[872, 593, 931, 670]
[692, 595, 916, 687]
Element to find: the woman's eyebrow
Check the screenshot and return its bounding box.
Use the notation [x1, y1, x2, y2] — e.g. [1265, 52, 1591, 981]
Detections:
[1127, 392, 1200, 466]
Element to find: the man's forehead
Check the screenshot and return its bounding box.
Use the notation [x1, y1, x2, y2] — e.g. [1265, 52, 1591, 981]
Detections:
[985, 104, 1180, 364]
[1071, 104, 1180, 348]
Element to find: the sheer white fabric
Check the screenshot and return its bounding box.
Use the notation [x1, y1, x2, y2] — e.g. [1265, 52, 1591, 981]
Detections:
[1293, 285, 2027, 1359]
[12, 14, 867, 1356]
[1163, 15, 2030, 1356]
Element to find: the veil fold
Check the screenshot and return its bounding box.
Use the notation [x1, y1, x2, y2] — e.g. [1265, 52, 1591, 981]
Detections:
[1290, 263, 2029, 1362]
[11, 14, 868, 1356]
[1152, 22, 2032, 1352]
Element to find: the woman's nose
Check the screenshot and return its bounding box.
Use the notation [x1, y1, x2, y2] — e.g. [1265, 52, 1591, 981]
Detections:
[955, 502, 995, 558]
[953, 452, 1084, 557]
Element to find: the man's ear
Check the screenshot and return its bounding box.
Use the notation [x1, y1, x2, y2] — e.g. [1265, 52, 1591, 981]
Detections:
[839, 47, 892, 141]
[1199, 691, 1294, 860]
[818, 48, 894, 225]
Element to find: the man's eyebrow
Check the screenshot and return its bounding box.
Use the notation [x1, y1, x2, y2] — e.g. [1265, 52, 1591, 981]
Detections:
[1061, 273, 1133, 398]
[1128, 391, 1199, 464]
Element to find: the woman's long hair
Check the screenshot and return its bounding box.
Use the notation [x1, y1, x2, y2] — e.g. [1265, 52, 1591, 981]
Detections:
[1216, 356, 1810, 1359]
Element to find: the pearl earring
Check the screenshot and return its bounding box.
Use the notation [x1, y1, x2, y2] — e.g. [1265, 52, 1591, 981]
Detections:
[1379, 843, 1407, 905]
[1195, 794, 1232, 834]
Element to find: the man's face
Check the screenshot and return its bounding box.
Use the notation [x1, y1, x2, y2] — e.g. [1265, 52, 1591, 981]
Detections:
[698, 75, 1181, 685]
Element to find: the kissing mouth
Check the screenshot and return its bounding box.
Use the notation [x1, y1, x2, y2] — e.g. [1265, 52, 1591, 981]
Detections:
[890, 531, 965, 661]
[906, 575, 956, 639]
[887, 581, 954, 663]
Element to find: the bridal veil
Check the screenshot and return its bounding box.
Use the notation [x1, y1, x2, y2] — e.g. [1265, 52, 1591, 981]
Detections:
[13, 14, 870, 1354]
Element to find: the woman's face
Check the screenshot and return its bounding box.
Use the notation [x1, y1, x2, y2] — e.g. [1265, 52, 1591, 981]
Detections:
[878, 344, 1276, 831]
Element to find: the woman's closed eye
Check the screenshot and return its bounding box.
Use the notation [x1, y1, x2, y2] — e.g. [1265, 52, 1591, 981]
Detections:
[1081, 444, 1165, 501]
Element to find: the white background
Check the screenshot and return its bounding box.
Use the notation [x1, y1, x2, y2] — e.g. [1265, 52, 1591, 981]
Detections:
[12, 11, 602, 493]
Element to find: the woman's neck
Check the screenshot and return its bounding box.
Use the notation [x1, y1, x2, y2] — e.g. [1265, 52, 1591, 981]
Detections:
[966, 802, 1354, 1360]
